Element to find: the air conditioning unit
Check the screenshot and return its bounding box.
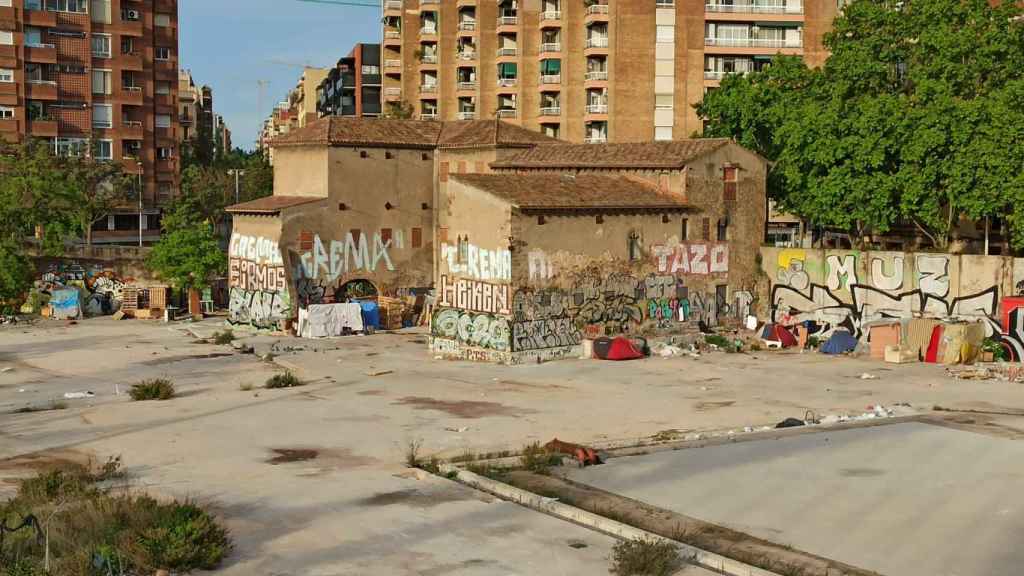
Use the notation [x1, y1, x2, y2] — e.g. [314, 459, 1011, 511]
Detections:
[126, 10, 140, 20]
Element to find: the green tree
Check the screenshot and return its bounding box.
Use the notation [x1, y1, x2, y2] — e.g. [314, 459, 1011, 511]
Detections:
[146, 203, 227, 291]
[64, 141, 134, 246]
[382, 100, 414, 119]
[178, 165, 232, 229]
[698, 0, 1024, 250]
[0, 240, 33, 306]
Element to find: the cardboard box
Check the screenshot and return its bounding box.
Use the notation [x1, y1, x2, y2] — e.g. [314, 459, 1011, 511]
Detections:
[885, 345, 918, 364]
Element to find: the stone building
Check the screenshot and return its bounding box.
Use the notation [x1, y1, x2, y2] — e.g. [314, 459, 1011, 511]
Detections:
[229, 117, 768, 364]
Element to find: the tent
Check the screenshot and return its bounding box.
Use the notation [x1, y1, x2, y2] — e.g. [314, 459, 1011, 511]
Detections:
[593, 336, 644, 361]
[821, 330, 858, 355]
[761, 323, 798, 348]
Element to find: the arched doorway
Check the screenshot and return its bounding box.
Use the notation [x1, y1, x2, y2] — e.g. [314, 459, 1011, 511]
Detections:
[333, 279, 378, 303]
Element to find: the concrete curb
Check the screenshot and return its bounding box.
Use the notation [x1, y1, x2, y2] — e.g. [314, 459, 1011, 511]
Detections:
[444, 465, 782, 576]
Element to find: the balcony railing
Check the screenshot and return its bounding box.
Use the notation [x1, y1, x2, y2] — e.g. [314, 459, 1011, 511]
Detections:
[25, 42, 56, 49]
[457, 81, 478, 90]
[586, 104, 608, 114]
[586, 4, 609, 15]
[421, 0, 439, 4]
[384, 0, 402, 9]
[384, 87, 402, 96]
[420, 84, 437, 93]
[420, 112, 438, 120]
[497, 15, 518, 26]
[457, 111, 477, 120]
[539, 74, 561, 84]
[457, 51, 477, 60]
[496, 109, 517, 118]
[541, 11, 562, 20]
[497, 47, 518, 57]
[705, 2, 803, 14]
[384, 30, 401, 40]
[497, 77, 517, 87]
[585, 70, 608, 81]
[539, 106, 561, 116]
[420, 27, 438, 35]
[540, 42, 561, 52]
[421, 54, 438, 64]
[585, 37, 609, 49]
[584, 135, 608, 144]
[458, 21, 476, 31]
[705, 37, 801, 48]
[385, 59, 402, 68]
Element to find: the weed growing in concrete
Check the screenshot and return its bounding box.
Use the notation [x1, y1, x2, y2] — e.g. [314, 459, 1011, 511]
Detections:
[238, 382, 254, 392]
[129, 378, 175, 401]
[0, 460, 231, 575]
[405, 439, 423, 468]
[211, 330, 235, 345]
[12, 400, 67, 414]
[609, 538, 685, 576]
[704, 334, 731, 348]
[520, 442, 561, 475]
[265, 371, 303, 389]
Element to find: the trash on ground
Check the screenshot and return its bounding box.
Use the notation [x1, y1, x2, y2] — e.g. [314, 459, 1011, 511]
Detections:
[367, 370, 394, 377]
[445, 426, 469, 433]
[544, 438, 603, 466]
[775, 417, 805, 428]
[63, 391, 95, 399]
[859, 372, 879, 380]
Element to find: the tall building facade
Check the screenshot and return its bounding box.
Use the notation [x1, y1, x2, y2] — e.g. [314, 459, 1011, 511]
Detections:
[316, 44, 382, 119]
[381, 0, 836, 143]
[0, 0, 180, 239]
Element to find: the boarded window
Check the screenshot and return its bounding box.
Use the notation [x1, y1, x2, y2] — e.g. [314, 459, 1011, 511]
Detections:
[723, 166, 737, 207]
[458, 161, 467, 173]
[412, 227, 423, 248]
[439, 226, 449, 243]
[717, 218, 728, 242]
[680, 218, 688, 240]
[439, 161, 449, 182]
[299, 231, 314, 251]
[702, 218, 710, 241]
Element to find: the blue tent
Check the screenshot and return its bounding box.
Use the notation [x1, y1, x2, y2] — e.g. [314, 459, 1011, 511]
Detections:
[821, 330, 858, 354]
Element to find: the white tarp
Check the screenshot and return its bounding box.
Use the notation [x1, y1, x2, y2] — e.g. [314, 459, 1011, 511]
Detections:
[298, 303, 364, 338]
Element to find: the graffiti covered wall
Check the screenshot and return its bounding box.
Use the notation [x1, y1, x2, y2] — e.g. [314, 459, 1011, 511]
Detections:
[31, 256, 148, 317]
[228, 233, 291, 329]
[762, 247, 1024, 359]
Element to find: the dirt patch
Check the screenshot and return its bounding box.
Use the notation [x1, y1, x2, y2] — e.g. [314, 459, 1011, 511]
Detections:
[357, 486, 490, 509]
[503, 471, 882, 576]
[392, 396, 534, 419]
[266, 448, 319, 464]
[358, 389, 386, 396]
[494, 379, 571, 392]
[694, 400, 736, 412]
[141, 352, 234, 366]
[839, 468, 886, 478]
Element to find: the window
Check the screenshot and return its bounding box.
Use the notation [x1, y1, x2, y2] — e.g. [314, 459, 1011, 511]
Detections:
[90, 0, 111, 24]
[680, 218, 688, 240]
[0, 106, 13, 119]
[49, 0, 87, 12]
[0, 69, 12, 83]
[655, 94, 673, 110]
[628, 231, 642, 261]
[158, 183, 172, 200]
[361, 64, 379, 75]
[0, 31, 12, 45]
[24, 27, 44, 46]
[56, 138, 88, 157]
[91, 34, 111, 58]
[58, 64, 85, 74]
[92, 104, 112, 128]
[157, 147, 173, 159]
[94, 139, 113, 160]
[457, 235, 469, 263]
[155, 81, 170, 95]
[723, 165, 737, 206]
[91, 69, 112, 94]
[655, 126, 673, 141]
[155, 47, 171, 61]
[154, 13, 171, 26]
[702, 217, 710, 241]
[121, 6, 141, 21]
[0, 0, 11, 6]
[411, 227, 422, 249]
[155, 114, 171, 128]
[717, 218, 728, 242]
[121, 37, 135, 54]
[25, 0, 41, 9]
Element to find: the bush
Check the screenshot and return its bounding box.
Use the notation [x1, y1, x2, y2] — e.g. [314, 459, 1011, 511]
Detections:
[129, 378, 175, 401]
[610, 538, 685, 576]
[265, 371, 303, 389]
[704, 334, 731, 348]
[520, 442, 561, 475]
[135, 499, 232, 571]
[212, 330, 235, 345]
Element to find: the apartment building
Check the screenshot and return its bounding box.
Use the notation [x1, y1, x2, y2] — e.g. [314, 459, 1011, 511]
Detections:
[381, 0, 835, 143]
[287, 66, 328, 128]
[214, 112, 230, 152]
[316, 43, 382, 119]
[0, 0, 180, 242]
[177, 68, 199, 141]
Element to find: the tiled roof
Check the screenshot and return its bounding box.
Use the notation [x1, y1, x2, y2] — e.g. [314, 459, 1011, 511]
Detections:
[449, 173, 691, 211]
[270, 117, 562, 150]
[437, 120, 564, 149]
[226, 195, 324, 214]
[490, 139, 733, 169]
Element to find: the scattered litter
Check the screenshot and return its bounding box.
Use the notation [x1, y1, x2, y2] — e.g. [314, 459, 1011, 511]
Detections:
[684, 433, 705, 441]
[17, 388, 25, 393]
[445, 426, 469, 433]
[63, 391, 95, 399]
[1, 367, 13, 373]
[775, 417, 805, 428]
[544, 438, 602, 466]
[859, 373, 879, 380]
[111, 310, 126, 321]
[367, 370, 394, 377]
[658, 345, 684, 358]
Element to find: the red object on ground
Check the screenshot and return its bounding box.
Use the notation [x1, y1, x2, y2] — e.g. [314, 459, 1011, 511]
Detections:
[925, 325, 944, 363]
[545, 438, 602, 466]
[767, 324, 798, 348]
[602, 336, 644, 361]
[1003, 297, 1024, 331]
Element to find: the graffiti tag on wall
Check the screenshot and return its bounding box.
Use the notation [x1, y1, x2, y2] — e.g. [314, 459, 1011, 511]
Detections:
[228, 234, 290, 328]
[441, 242, 511, 282]
[298, 232, 395, 282]
[36, 261, 132, 316]
[438, 275, 511, 315]
[652, 243, 729, 276]
[432, 308, 511, 351]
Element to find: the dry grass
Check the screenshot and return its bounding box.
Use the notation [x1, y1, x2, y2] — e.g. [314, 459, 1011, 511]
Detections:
[265, 371, 303, 389]
[610, 538, 685, 576]
[129, 378, 175, 401]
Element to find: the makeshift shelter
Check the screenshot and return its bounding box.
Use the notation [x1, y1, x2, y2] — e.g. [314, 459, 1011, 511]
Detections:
[593, 336, 644, 361]
[761, 323, 798, 348]
[49, 289, 81, 319]
[298, 303, 364, 338]
[867, 322, 901, 359]
[821, 330, 858, 355]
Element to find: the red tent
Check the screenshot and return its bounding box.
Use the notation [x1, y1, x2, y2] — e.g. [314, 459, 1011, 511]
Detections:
[762, 323, 798, 348]
[594, 336, 644, 361]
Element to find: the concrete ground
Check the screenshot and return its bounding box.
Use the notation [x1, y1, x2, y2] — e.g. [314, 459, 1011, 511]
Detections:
[566, 422, 1024, 576]
[2, 317, 1023, 574]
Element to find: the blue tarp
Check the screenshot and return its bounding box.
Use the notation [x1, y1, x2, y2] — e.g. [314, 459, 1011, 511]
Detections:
[359, 301, 380, 329]
[821, 330, 858, 354]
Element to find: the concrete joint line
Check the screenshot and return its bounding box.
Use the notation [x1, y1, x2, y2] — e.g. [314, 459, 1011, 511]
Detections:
[442, 465, 782, 576]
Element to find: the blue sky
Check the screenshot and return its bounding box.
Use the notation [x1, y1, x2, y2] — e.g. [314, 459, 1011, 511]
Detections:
[180, 0, 381, 150]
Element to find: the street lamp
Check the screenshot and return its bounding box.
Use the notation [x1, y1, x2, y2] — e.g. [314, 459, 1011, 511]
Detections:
[227, 169, 246, 204]
[137, 161, 144, 247]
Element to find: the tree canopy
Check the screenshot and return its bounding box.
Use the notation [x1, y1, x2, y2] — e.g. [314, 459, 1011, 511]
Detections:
[698, 0, 1024, 250]
[145, 202, 227, 291]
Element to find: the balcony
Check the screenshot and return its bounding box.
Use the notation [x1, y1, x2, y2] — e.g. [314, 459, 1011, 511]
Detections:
[540, 11, 562, 22]
[121, 157, 144, 174]
[122, 120, 144, 139]
[24, 44, 57, 64]
[539, 74, 561, 85]
[585, 70, 609, 81]
[457, 111, 476, 120]
[457, 51, 478, 62]
[584, 135, 608, 144]
[121, 87, 144, 105]
[24, 9, 57, 27]
[27, 119, 58, 137]
[585, 4, 610, 21]
[705, 37, 802, 49]
[539, 42, 561, 53]
[384, 0, 402, 11]
[120, 20, 144, 37]
[420, 84, 437, 93]
[420, 112, 438, 120]
[497, 78, 517, 88]
[421, 0, 439, 3]
[155, 26, 176, 45]
[179, 115, 192, 126]
[458, 21, 476, 32]
[26, 81, 58, 101]
[496, 109, 517, 119]
[384, 59, 402, 73]
[585, 37, 609, 50]
[420, 27, 438, 37]
[705, 2, 803, 14]
[0, 118, 19, 137]
[384, 29, 401, 41]
[457, 81, 478, 91]
[497, 15, 518, 28]
[120, 52, 144, 70]
[586, 104, 608, 114]
[538, 106, 561, 117]
[496, 47, 518, 57]
[420, 54, 438, 65]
